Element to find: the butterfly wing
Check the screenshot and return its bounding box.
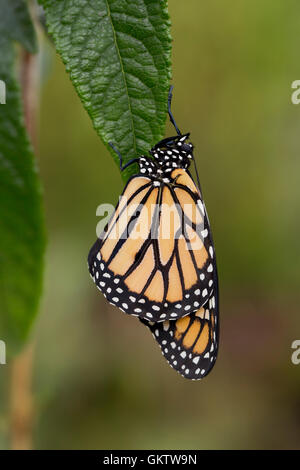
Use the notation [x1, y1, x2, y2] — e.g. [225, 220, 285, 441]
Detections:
[88, 168, 216, 323]
[141, 287, 219, 380]
[160, 168, 215, 315]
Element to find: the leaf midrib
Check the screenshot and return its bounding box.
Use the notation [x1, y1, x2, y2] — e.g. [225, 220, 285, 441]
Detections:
[105, 0, 137, 157]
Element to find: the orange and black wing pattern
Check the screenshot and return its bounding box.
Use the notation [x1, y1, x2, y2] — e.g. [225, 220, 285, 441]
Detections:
[88, 152, 215, 322]
[88, 133, 219, 379]
[141, 287, 218, 380]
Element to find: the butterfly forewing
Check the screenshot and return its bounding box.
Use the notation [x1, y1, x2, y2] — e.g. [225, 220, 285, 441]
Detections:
[88, 169, 216, 322]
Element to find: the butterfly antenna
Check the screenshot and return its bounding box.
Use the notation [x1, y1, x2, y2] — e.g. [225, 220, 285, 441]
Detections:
[168, 86, 181, 136]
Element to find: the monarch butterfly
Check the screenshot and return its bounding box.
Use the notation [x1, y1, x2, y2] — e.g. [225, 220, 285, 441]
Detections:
[88, 87, 219, 379]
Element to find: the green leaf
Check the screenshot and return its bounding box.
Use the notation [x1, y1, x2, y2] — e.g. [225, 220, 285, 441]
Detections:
[40, 0, 171, 181]
[0, 0, 38, 53]
[0, 12, 45, 353]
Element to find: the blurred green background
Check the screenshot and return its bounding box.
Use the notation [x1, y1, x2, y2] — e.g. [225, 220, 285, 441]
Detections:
[1, 0, 300, 449]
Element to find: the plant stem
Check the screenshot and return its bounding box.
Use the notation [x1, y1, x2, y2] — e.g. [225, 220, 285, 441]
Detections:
[10, 49, 39, 451]
[10, 344, 35, 450]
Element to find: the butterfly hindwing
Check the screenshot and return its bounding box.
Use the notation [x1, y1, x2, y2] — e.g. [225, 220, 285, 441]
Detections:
[141, 289, 219, 380]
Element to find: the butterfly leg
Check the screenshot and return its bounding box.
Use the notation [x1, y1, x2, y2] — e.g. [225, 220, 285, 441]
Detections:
[109, 142, 140, 171]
